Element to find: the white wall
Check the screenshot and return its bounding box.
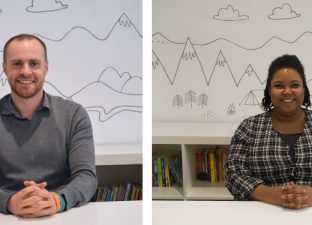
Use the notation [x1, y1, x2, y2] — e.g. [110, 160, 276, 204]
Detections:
[153, 0, 312, 122]
[0, 0, 142, 144]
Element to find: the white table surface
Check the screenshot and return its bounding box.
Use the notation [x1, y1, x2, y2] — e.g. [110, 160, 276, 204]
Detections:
[153, 200, 312, 225]
[0, 201, 142, 225]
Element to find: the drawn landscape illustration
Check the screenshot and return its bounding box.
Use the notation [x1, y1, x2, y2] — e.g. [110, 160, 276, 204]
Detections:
[0, 0, 142, 143]
[153, 2, 312, 122]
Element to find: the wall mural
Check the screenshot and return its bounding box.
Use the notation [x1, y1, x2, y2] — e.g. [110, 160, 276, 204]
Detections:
[0, 0, 142, 144]
[153, 1, 312, 122]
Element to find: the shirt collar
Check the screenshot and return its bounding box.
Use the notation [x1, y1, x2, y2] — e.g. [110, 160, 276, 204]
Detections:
[1, 92, 50, 119]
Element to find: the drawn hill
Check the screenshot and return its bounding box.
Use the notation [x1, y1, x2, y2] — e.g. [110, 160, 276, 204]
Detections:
[97, 67, 142, 95]
[70, 81, 142, 122]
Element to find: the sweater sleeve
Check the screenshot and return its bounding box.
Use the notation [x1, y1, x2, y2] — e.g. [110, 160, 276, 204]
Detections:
[224, 119, 263, 200]
[56, 105, 97, 210]
[0, 190, 14, 214]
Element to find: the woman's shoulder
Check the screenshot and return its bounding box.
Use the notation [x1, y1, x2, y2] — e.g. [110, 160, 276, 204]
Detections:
[241, 111, 269, 125]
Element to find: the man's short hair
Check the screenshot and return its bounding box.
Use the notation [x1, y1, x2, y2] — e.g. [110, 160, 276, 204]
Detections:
[3, 34, 47, 63]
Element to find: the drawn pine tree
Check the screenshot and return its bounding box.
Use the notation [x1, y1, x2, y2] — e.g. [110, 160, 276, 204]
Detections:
[172, 95, 184, 109]
[197, 93, 208, 109]
[185, 90, 197, 109]
[227, 103, 236, 115]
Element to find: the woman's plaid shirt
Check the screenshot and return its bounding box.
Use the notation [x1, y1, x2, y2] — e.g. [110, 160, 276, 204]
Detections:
[225, 110, 312, 200]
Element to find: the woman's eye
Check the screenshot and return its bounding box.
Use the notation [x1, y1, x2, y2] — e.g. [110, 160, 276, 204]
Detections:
[291, 83, 300, 88]
[273, 84, 283, 89]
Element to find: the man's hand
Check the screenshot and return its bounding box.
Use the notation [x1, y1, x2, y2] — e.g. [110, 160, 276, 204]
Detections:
[281, 182, 311, 209]
[24, 180, 47, 189]
[7, 181, 57, 218]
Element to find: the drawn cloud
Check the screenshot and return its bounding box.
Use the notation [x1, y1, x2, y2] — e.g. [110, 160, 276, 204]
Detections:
[268, 3, 300, 20]
[213, 5, 249, 21]
[26, 0, 68, 13]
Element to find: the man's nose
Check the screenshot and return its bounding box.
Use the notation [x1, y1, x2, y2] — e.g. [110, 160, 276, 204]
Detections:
[20, 64, 32, 74]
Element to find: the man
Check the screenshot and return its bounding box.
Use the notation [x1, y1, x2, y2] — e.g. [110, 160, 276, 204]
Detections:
[0, 34, 97, 217]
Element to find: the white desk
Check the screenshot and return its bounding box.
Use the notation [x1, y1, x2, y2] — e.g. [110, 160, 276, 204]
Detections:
[0, 201, 142, 225]
[153, 200, 312, 225]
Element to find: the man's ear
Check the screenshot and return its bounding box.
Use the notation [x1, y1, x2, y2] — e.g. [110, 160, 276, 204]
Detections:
[2, 63, 7, 76]
[44, 61, 48, 76]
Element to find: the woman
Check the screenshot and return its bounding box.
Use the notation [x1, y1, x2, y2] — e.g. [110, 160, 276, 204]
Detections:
[225, 54, 312, 209]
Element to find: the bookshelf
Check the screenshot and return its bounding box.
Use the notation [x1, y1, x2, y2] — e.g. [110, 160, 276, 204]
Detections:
[152, 122, 239, 200]
[94, 144, 142, 201]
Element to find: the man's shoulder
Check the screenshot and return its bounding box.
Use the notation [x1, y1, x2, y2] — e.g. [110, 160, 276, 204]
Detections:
[46, 94, 86, 115]
[47, 94, 81, 108]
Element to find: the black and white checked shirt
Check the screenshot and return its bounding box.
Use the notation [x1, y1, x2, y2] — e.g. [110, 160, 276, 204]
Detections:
[225, 110, 312, 200]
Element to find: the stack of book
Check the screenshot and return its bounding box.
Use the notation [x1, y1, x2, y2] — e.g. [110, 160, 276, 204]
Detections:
[91, 182, 142, 202]
[152, 153, 182, 187]
[196, 147, 228, 183]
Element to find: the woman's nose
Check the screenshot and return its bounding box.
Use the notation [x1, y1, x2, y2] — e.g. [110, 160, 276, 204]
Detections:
[282, 86, 292, 94]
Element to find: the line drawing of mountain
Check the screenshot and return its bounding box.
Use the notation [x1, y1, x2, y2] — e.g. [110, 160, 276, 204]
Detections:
[239, 89, 264, 106]
[170, 37, 207, 85]
[207, 50, 236, 86]
[152, 50, 173, 86]
[26, 0, 68, 13]
[152, 33, 185, 84]
[153, 31, 312, 88]
[237, 64, 265, 86]
[34, 13, 141, 41]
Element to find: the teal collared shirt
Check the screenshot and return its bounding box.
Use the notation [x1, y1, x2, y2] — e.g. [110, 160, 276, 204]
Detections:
[1, 92, 50, 120]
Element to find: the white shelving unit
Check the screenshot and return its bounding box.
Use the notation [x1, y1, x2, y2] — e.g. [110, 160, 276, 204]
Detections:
[94, 143, 142, 191]
[95, 144, 142, 166]
[152, 122, 239, 200]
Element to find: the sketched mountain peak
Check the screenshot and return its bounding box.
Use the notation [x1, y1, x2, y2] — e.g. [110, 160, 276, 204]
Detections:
[173, 37, 208, 86]
[215, 50, 227, 67]
[182, 37, 197, 61]
[238, 64, 264, 86]
[244, 64, 255, 77]
[152, 51, 160, 69]
[111, 13, 142, 38]
[118, 13, 132, 27]
[207, 50, 237, 86]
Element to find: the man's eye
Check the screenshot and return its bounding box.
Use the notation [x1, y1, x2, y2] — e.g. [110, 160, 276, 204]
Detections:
[30, 62, 39, 67]
[13, 62, 22, 67]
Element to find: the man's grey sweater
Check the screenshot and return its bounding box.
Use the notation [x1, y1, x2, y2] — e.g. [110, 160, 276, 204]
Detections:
[0, 93, 97, 214]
